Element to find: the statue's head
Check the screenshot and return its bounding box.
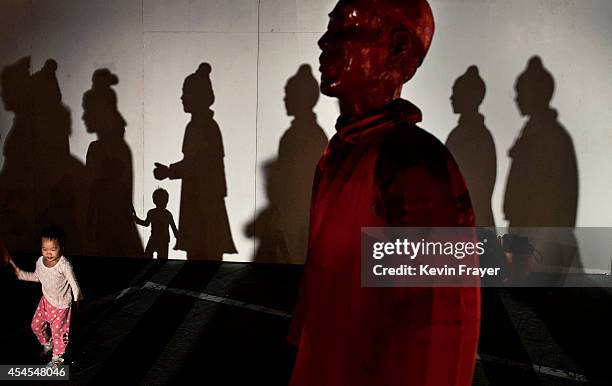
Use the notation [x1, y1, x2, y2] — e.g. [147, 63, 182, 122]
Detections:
[82, 68, 124, 136]
[515, 56, 554, 116]
[30, 59, 62, 114]
[1, 56, 31, 113]
[450, 66, 486, 114]
[182, 63, 214, 113]
[318, 0, 434, 99]
[284, 64, 319, 117]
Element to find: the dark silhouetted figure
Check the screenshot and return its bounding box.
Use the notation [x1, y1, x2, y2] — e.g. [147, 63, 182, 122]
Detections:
[154, 63, 236, 260]
[446, 65, 496, 227]
[0, 58, 86, 254]
[276, 64, 328, 264]
[0, 57, 37, 252]
[245, 159, 290, 262]
[83, 69, 143, 257]
[501, 56, 597, 383]
[246, 65, 327, 263]
[133, 188, 179, 259]
[30, 60, 87, 255]
[448, 69, 540, 385]
[504, 56, 579, 274]
[505, 57, 578, 227]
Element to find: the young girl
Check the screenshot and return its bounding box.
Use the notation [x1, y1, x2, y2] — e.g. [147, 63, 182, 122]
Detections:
[7, 226, 83, 368]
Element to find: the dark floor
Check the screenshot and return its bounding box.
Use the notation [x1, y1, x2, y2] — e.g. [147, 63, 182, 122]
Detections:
[1, 255, 611, 385]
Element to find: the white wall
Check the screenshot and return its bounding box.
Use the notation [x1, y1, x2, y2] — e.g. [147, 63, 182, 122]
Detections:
[1, 0, 611, 265]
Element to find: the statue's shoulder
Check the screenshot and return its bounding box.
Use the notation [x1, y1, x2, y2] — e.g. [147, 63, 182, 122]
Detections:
[378, 123, 450, 170]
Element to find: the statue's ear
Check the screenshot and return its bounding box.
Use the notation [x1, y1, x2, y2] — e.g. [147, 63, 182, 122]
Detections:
[389, 28, 422, 83]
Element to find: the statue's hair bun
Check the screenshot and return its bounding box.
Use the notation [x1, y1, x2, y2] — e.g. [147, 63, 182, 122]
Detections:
[465, 65, 479, 76]
[196, 62, 211, 76]
[43, 59, 58, 73]
[527, 56, 543, 69]
[297, 64, 310, 76]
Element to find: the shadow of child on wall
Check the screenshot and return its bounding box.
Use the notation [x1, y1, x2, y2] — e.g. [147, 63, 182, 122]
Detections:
[133, 188, 179, 259]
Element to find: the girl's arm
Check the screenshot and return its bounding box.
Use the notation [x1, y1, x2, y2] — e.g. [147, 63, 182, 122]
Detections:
[133, 209, 151, 227]
[4, 245, 39, 281]
[1, 240, 10, 266]
[61, 259, 83, 302]
[13, 260, 39, 282]
[1, 242, 24, 279]
[169, 213, 179, 239]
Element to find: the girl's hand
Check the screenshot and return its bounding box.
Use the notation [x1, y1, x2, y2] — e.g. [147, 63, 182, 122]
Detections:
[0, 243, 9, 265]
[8, 259, 20, 276]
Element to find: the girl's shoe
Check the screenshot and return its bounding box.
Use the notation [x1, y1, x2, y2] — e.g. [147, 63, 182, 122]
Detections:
[47, 355, 64, 369]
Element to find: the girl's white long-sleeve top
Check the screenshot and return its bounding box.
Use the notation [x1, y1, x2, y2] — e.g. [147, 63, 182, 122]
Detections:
[17, 256, 82, 309]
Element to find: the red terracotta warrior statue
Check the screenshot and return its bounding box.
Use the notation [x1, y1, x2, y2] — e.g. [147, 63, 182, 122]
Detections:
[288, 1, 480, 385]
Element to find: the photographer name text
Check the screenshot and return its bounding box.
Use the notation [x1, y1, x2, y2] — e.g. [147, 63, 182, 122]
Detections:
[372, 264, 500, 278]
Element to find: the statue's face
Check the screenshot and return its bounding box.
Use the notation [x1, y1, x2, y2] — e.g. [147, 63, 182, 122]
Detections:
[450, 82, 478, 114]
[514, 81, 534, 117]
[0, 85, 14, 111]
[450, 84, 462, 114]
[181, 77, 214, 113]
[1, 77, 27, 112]
[181, 84, 193, 113]
[284, 85, 296, 116]
[318, 2, 396, 98]
[514, 84, 527, 116]
[514, 58, 554, 117]
[81, 98, 98, 133]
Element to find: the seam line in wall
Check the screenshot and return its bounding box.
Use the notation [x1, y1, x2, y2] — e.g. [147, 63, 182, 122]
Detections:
[141, 0, 145, 243]
[254, 0, 261, 262]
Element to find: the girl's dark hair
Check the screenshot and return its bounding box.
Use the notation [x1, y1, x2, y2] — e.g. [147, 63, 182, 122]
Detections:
[152, 188, 169, 206]
[41, 225, 66, 250]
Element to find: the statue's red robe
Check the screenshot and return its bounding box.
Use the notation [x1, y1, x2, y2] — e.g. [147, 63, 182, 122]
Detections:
[289, 99, 480, 386]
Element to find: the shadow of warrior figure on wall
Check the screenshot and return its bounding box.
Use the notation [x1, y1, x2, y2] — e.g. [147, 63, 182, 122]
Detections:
[245, 158, 290, 263]
[276, 64, 328, 264]
[446, 67, 541, 384]
[504, 56, 578, 228]
[30, 60, 87, 255]
[0, 57, 86, 254]
[0, 57, 36, 252]
[154, 63, 237, 260]
[503, 56, 580, 274]
[446, 65, 496, 228]
[83, 69, 143, 257]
